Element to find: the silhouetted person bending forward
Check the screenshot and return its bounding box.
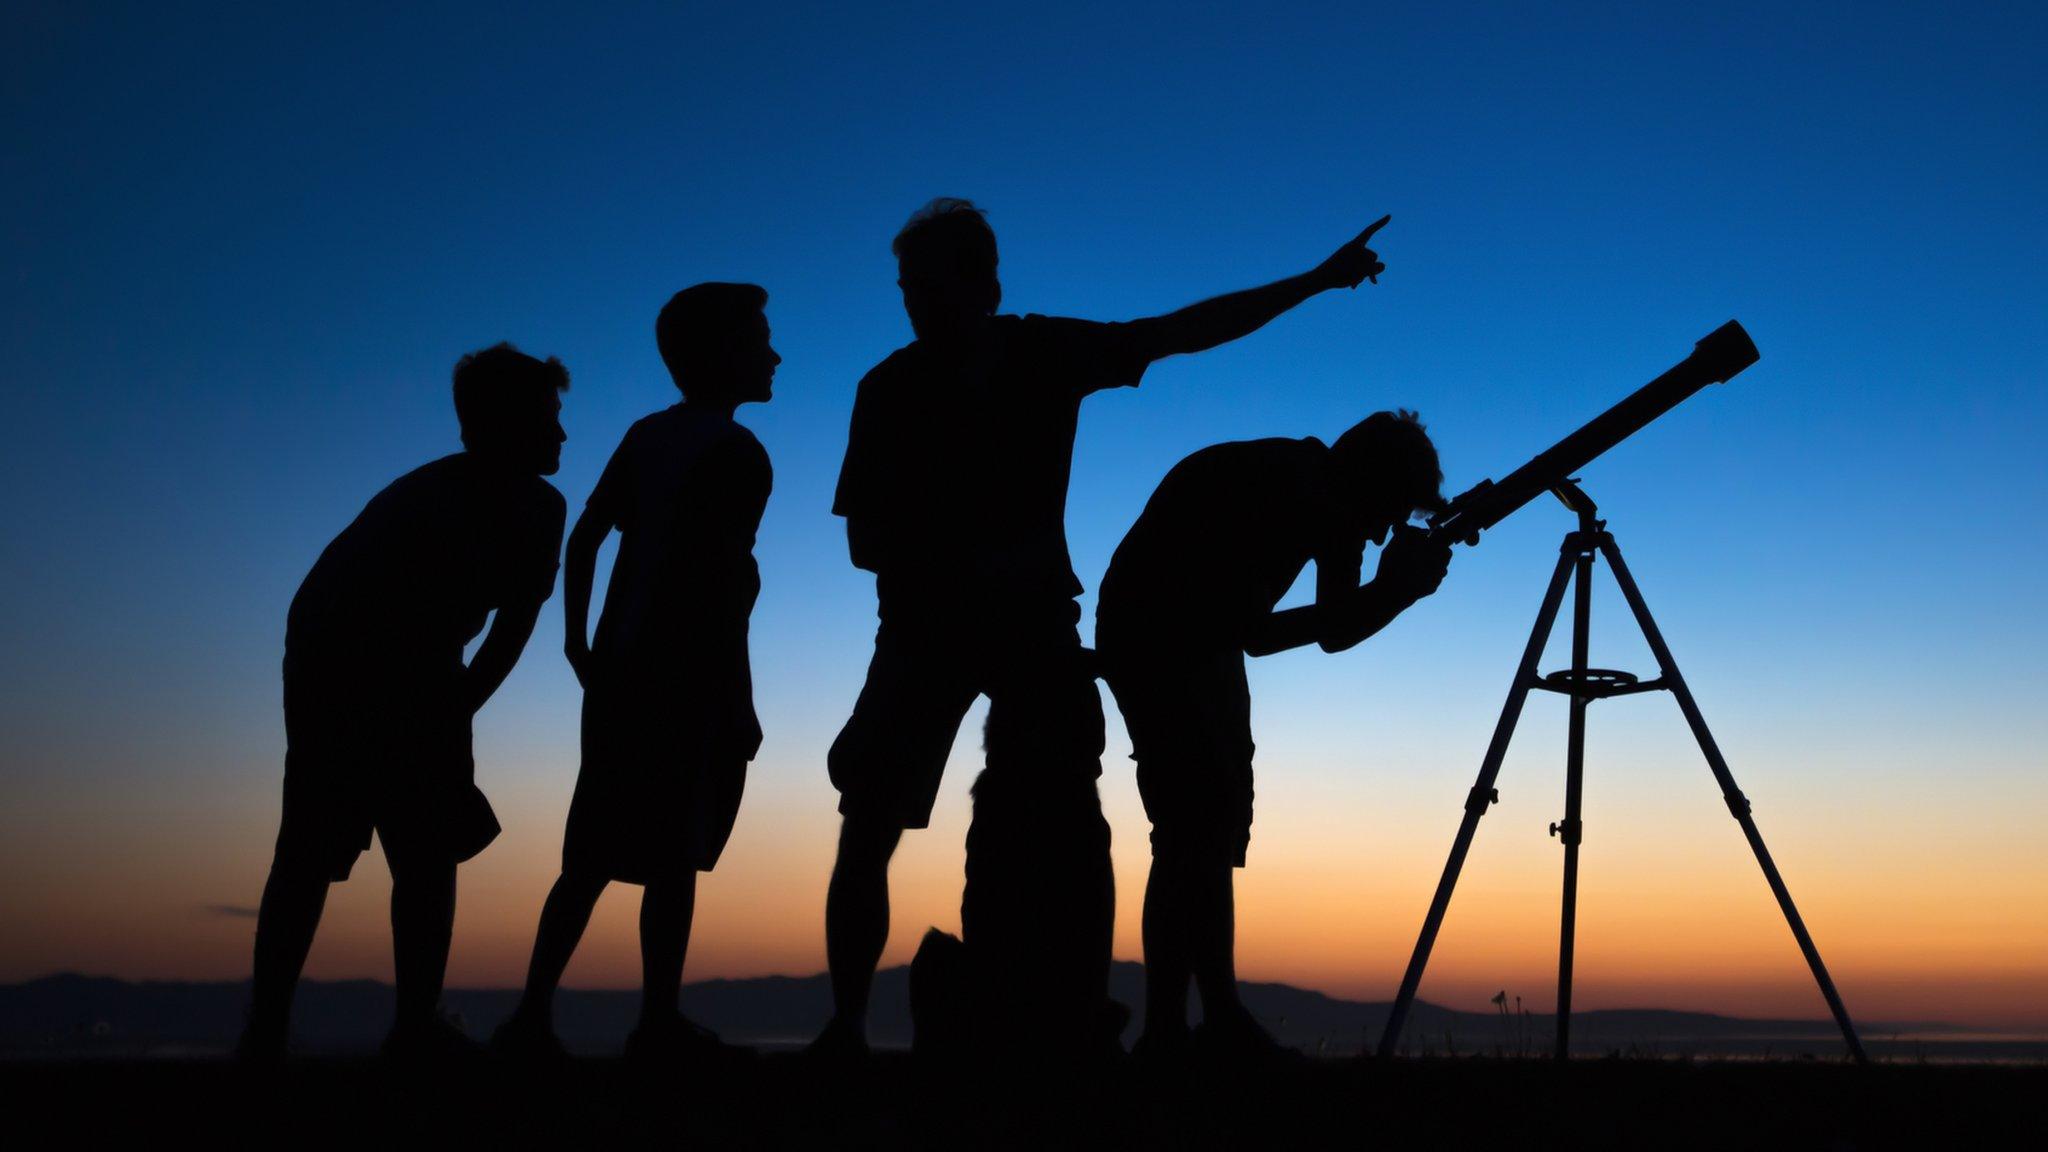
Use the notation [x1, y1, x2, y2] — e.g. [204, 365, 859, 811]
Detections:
[815, 199, 1395, 1058]
[1096, 411, 1452, 1060]
[495, 284, 777, 1061]
[241, 345, 569, 1061]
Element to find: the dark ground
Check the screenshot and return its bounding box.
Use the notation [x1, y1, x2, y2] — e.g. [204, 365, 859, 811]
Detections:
[8, 1055, 2042, 1150]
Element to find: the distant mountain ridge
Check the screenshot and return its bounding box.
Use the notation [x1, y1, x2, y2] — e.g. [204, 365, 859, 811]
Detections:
[5, 967, 1996, 1060]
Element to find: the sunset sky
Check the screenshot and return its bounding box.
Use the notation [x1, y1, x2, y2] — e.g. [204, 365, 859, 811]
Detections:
[5, 3, 2045, 1032]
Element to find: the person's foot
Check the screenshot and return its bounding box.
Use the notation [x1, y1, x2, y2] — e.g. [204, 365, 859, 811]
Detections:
[381, 1012, 488, 1062]
[1130, 1027, 1194, 1067]
[624, 1012, 753, 1064]
[1192, 1006, 1302, 1066]
[1086, 998, 1135, 1065]
[804, 1016, 872, 1063]
[233, 1015, 289, 1065]
[489, 1008, 569, 1062]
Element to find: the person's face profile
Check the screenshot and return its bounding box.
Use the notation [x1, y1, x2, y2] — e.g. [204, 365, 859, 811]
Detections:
[738, 311, 779, 403]
[509, 392, 566, 476]
[538, 394, 566, 475]
[1338, 479, 1411, 548]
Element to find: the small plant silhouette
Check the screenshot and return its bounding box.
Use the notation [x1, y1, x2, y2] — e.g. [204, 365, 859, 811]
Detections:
[1490, 989, 1533, 1057]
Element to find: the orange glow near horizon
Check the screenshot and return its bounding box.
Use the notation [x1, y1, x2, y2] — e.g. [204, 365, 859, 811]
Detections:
[6, 745, 2045, 1033]
[8, 0, 2048, 1067]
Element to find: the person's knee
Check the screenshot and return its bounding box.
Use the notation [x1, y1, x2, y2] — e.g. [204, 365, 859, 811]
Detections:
[1150, 829, 1238, 878]
[388, 854, 458, 896]
[263, 854, 332, 895]
[642, 874, 694, 903]
[553, 869, 609, 905]
[836, 814, 902, 869]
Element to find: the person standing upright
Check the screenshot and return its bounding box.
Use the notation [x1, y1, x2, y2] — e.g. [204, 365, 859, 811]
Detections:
[494, 284, 778, 1061]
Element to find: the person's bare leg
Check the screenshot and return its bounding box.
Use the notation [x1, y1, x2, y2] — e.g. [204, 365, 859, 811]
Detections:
[1185, 862, 1242, 1022]
[514, 871, 608, 1023]
[823, 814, 902, 1038]
[245, 861, 331, 1050]
[390, 857, 458, 1028]
[639, 874, 696, 1024]
[1141, 857, 1194, 1043]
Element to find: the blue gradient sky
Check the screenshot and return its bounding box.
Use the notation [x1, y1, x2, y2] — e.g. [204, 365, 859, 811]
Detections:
[5, 3, 2045, 1025]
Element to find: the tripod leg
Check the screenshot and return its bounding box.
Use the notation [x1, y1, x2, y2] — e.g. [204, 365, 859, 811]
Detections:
[1597, 537, 1869, 1064]
[1376, 548, 1576, 1059]
[1555, 547, 1594, 1060]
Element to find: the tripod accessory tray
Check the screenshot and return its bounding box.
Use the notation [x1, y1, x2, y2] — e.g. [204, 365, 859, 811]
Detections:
[1535, 667, 1663, 699]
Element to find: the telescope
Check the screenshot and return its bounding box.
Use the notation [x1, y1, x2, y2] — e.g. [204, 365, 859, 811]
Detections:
[1364, 318, 1869, 1064]
[1249, 322, 1759, 656]
[1426, 319, 1759, 545]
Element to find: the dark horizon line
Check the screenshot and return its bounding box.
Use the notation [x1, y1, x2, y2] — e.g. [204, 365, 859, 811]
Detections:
[7, 968, 1996, 1035]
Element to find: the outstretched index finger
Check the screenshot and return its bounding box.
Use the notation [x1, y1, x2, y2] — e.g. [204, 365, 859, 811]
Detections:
[1354, 214, 1392, 246]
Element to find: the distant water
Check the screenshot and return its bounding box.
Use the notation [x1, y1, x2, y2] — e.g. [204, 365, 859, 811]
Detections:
[5, 973, 2042, 1064]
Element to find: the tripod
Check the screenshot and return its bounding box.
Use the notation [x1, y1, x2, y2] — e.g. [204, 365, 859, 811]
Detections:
[1375, 482, 1867, 1063]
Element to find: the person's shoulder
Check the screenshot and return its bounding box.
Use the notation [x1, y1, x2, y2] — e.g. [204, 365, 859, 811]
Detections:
[511, 472, 567, 518]
[407, 451, 471, 482]
[721, 418, 767, 454]
[1229, 435, 1326, 463]
[849, 344, 921, 422]
[375, 452, 470, 501]
[1015, 311, 1138, 338]
[1168, 437, 1315, 489]
[1239, 436, 1328, 481]
[1154, 441, 1242, 493]
[1192, 436, 1307, 466]
[1010, 313, 1147, 390]
[1011, 312, 1093, 339]
[623, 402, 687, 441]
[453, 454, 564, 518]
[338, 458, 442, 533]
[1003, 313, 1086, 356]
[708, 420, 770, 470]
[861, 342, 921, 385]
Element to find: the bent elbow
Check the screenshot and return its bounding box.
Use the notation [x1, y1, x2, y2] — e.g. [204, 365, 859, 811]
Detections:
[567, 519, 607, 557]
[1318, 631, 1363, 655]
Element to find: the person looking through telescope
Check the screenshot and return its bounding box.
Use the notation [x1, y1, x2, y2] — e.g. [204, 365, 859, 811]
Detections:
[1096, 410, 1452, 1061]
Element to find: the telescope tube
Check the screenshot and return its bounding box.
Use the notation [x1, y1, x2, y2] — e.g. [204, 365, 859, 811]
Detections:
[1428, 320, 1759, 545]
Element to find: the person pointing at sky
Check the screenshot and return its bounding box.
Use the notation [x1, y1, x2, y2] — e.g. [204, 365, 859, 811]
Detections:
[815, 199, 1393, 1058]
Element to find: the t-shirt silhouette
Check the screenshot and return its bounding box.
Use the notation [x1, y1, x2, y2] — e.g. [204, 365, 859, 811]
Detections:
[287, 452, 567, 680]
[567, 404, 771, 877]
[586, 403, 771, 685]
[833, 314, 1148, 621]
[1098, 437, 1360, 653]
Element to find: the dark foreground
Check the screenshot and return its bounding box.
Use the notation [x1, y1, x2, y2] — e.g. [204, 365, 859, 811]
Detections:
[8, 1055, 2042, 1150]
